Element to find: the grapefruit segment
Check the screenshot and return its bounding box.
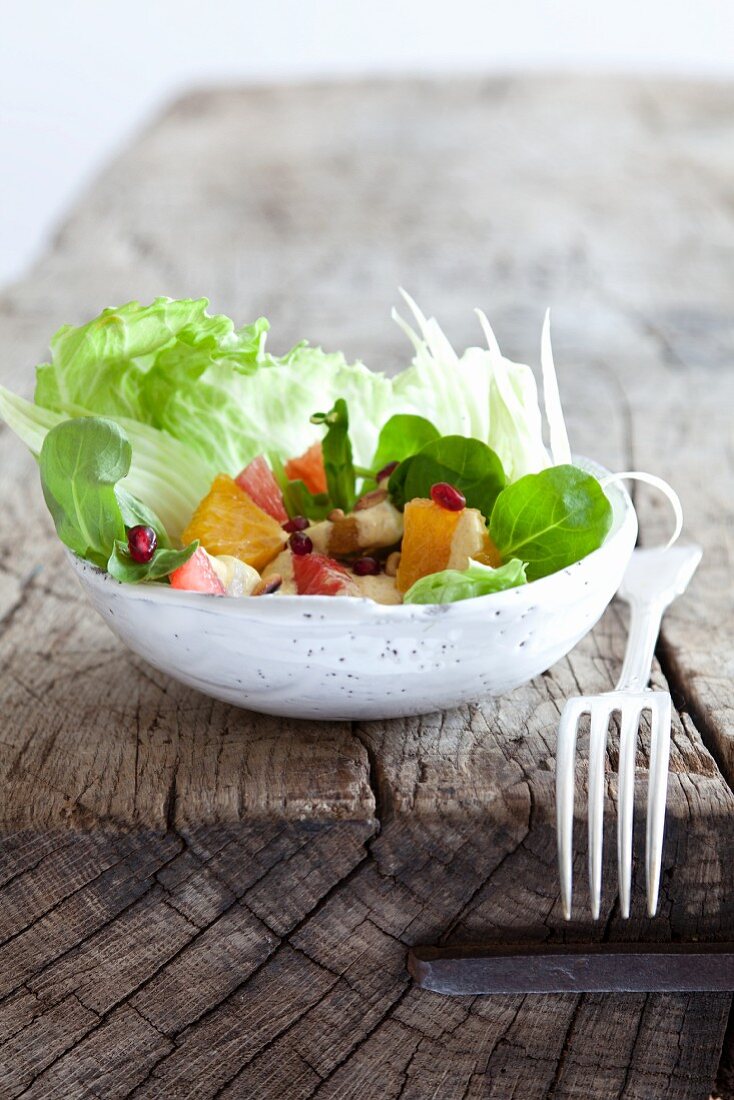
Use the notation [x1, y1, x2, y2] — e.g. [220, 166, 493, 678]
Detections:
[170, 548, 226, 595]
[293, 552, 356, 596]
[285, 442, 327, 495]
[182, 475, 286, 571]
[235, 456, 288, 522]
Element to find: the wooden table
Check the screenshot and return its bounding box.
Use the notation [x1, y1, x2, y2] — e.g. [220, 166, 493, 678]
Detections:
[0, 77, 732, 1099]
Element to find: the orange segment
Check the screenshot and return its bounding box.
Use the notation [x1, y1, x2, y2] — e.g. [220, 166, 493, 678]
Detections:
[182, 474, 286, 571]
[396, 499, 463, 593]
[396, 499, 495, 593]
[285, 442, 327, 495]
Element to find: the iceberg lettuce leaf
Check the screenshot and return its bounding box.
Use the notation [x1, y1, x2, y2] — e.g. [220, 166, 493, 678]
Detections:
[2, 296, 558, 548]
[403, 558, 527, 605]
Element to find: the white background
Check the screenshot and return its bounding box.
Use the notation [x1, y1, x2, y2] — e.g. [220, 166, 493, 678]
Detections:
[2, 0, 733, 287]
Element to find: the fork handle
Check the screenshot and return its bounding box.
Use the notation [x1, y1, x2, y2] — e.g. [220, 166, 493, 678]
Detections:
[615, 594, 668, 692]
[614, 545, 702, 692]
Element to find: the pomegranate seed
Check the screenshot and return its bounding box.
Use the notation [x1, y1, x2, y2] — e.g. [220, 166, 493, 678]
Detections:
[127, 525, 157, 563]
[289, 531, 313, 556]
[430, 482, 466, 511]
[376, 460, 399, 483]
[282, 515, 309, 533]
[352, 556, 381, 576]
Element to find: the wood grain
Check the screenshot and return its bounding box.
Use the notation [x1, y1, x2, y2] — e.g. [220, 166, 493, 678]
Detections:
[0, 76, 732, 1099]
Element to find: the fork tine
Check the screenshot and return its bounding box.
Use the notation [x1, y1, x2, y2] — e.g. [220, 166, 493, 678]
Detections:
[588, 705, 610, 920]
[557, 699, 585, 920]
[617, 703, 640, 919]
[646, 694, 672, 917]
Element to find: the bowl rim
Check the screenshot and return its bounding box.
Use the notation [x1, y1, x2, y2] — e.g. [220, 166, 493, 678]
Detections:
[68, 456, 637, 623]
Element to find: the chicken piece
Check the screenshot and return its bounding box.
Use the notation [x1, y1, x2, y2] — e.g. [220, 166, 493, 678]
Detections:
[352, 572, 402, 605]
[329, 499, 403, 557]
[305, 519, 333, 555]
[210, 554, 261, 596]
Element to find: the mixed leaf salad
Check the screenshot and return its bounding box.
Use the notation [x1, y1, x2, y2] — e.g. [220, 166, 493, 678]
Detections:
[0, 294, 618, 605]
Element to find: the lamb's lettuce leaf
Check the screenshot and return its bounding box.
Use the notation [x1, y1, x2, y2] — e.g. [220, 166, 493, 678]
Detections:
[0, 385, 208, 540]
[403, 558, 527, 604]
[270, 454, 332, 521]
[370, 414, 440, 472]
[39, 416, 196, 580]
[489, 465, 612, 580]
[39, 417, 129, 569]
[311, 399, 356, 512]
[107, 540, 197, 584]
[282, 481, 332, 521]
[388, 435, 506, 519]
[115, 486, 172, 547]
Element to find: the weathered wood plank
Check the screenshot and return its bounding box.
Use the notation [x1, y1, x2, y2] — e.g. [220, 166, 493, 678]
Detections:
[0, 76, 732, 1099]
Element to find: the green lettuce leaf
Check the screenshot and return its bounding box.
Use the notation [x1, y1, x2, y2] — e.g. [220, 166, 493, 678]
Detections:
[311, 398, 356, 512]
[388, 435, 506, 518]
[0, 385, 208, 540]
[40, 417, 129, 569]
[403, 558, 527, 604]
[32, 296, 550, 483]
[3, 296, 555, 549]
[489, 465, 613, 580]
[39, 416, 197, 580]
[370, 414, 440, 472]
[107, 540, 197, 583]
[35, 297, 252, 422]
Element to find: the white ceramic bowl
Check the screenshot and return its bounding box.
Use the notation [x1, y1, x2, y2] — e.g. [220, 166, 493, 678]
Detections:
[67, 461, 637, 720]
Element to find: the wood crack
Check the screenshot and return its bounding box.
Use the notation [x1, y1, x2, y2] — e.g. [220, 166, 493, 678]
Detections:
[0, 567, 40, 639]
[0, 839, 184, 1003]
[352, 727, 390, 830]
[437, 785, 533, 944]
[614, 994, 650, 1100]
[124, 838, 376, 1094]
[545, 995, 584, 1098]
[657, 633, 734, 794]
[208, 969, 347, 1098]
[304, 983, 414, 1099]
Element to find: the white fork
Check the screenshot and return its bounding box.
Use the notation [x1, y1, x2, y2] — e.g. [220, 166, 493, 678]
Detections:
[556, 545, 702, 921]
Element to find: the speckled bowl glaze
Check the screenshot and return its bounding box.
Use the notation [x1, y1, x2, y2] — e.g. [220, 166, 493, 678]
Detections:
[67, 461, 637, 720]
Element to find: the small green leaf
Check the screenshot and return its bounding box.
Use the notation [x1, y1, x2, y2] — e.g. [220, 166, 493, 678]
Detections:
[371, 414, 440, 473]
[403, 558, 527, 604]
[489, 465, 613, 580]
[270, 454, 330, 521]
[311, 398, 355, 512]
[39, 417, 130, 568]
[39, 415, 183, 580]
[389, 435, 506, 520]
[282, 480, 332, 521]
[115, 487, 171, 547]
[107, 539, 199, 583]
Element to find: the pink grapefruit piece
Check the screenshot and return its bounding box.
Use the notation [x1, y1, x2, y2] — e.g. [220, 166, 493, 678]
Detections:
[292, 552, 355, 596]
[235, 455, 288, 523]
[170, 548, 226, 595]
